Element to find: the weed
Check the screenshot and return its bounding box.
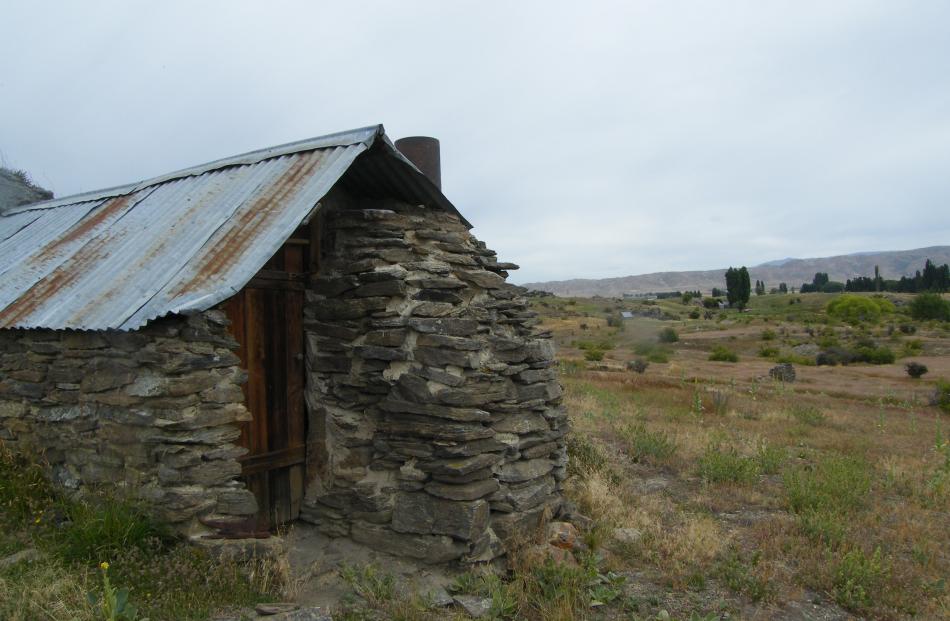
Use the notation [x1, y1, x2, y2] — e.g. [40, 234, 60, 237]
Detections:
[784, 455, 871, 516]
[787, 404, 826, 426]
[566, 435, 619, 484]
[758, 345, 779, 358]
[658, 327, 679, 343]
[755, 444, 785, 475]
[584, 349, 604, 362]
[833, 546, 890, 612]
[696, 445, 759, 485]
[931, 380, 950, 413]
[634, 342, 672, 363]
[617, 423, 677, 464]
[760, 329, 776, 341]
[717, 548, 773, 602]
[52, 494, 173, 565]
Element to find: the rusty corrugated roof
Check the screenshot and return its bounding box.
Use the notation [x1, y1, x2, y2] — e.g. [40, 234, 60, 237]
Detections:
[0, 125, 467, 331]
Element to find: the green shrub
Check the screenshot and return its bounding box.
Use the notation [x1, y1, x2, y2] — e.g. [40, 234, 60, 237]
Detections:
[761, 329, 776, 341]
[626, 359, 649, 374]
[851, 344, 895, 364]
[617, 423, 677, 463]
[816, 347, 854, 366]
[909, 293, 950, 321]
[633, 342, 671, 363]
[0, 442, 56, 527]
[658, 327, 679, 343]
[756, 444, 786, 475]
[932, 380, 950, 414]
[833, 547, 890, 612]
[905, 362, 928, 379]
[758, 345, 779, 358]
[584, 349, 604, 362]
[708, 345, 739, 362]
[783, 455, 871, 516]
[900, 339, 923, 357]
[51, 494, 173, 565]
[788, 404, 826, 426]
[717, 548, 773, 602]
[697, 445, 759, 485]
[826, 295, 894, 324]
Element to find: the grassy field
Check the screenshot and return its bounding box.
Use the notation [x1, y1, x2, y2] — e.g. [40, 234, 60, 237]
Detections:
[540, 291, 950, 620]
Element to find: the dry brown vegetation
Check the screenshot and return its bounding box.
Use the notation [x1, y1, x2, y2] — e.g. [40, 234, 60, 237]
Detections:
[543, 292, 950, 619]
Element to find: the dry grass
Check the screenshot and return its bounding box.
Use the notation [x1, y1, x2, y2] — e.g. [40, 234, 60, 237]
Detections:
[546, 293, 950, 619]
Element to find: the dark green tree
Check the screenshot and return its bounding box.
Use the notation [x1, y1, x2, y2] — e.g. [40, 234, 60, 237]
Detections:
[725, 267, 751, 309]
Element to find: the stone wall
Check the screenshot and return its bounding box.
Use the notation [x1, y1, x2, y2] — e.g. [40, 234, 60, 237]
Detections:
[301, 195, 567, 563]
[0, 312, 257, 535]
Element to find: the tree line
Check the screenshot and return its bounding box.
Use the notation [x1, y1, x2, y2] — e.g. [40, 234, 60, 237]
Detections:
[798, 259, 949, 294]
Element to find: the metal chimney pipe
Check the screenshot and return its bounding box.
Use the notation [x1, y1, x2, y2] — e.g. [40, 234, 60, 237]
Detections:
[394, 136, 441, 189]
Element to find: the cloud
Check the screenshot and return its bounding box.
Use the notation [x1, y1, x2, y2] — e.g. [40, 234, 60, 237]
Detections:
[2, 1, 948, 283]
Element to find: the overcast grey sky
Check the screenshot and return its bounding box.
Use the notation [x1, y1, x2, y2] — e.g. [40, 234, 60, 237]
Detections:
[2, 1, 948, 283]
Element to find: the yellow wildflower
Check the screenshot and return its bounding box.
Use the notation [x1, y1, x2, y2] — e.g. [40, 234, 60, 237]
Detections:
[100, 561, 110, 571]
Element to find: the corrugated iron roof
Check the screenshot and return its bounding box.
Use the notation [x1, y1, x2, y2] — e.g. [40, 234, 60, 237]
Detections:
[0, 124, 468, 331]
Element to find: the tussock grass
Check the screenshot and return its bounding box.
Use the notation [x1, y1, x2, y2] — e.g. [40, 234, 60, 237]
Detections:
[0, 442, 284, 620]
[545, 293, 950, 619]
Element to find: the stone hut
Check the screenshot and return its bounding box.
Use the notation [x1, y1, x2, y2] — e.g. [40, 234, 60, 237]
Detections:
[0, 125, 566, 563]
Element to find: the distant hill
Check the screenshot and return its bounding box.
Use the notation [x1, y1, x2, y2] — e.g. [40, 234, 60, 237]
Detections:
[0, 167, 53, 214]
[523, 246, 950, 297]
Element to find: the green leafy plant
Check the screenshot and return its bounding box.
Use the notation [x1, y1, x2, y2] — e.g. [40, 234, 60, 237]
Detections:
[617, 422, 677, 464]
[708, 345, 738, 362]
[658, 327, 679, 343]
[826, 295, 894, 324]
[909, 293, 950, 321]
[88, 562, 142, 621]
[696, 445, 759, 485]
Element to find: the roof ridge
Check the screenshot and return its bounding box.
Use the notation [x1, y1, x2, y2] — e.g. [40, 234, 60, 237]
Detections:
[3, 124, 385, 215]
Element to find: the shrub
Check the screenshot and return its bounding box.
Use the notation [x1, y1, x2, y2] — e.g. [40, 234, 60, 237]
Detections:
[817, 347, 854, 366]
[899, 323, 917, 334]
[900, 338, 923, 357]
[784, 455, 871, 516]
[697, 445, 759, 485]
[833, 547, 890, 612]
[909, 293, 950, 322]
[688, 309, 700, 319]
[658, 327, 679, 343]
[626, 359, 649, 374]
[826, 294, 894, 324]
[932, 380, 950, 414]
[761, 329, 776, 341]
[905, 362, 928, 379]
[851, 344, 895, 365]
[708, 345, 739, 362]
[617, 422, 677, 463]
[584, 349, 604, 362]
[758, 345, 779, 358]
[703, 297, 721, 309]
[633, 342, 671, 363]
[788, 404, 826, 426]
[606, 315, 623, 328]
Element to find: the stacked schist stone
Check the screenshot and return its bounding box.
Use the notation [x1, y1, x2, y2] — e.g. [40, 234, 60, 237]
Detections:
[0, 314, 258, 534]
[301, 197, 567, 564]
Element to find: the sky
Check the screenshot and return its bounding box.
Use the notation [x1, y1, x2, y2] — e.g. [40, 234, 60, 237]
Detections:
[1, 1, 949, 284]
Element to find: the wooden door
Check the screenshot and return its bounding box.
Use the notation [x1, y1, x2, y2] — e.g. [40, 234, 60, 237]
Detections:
[221, 235, 309, 532]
